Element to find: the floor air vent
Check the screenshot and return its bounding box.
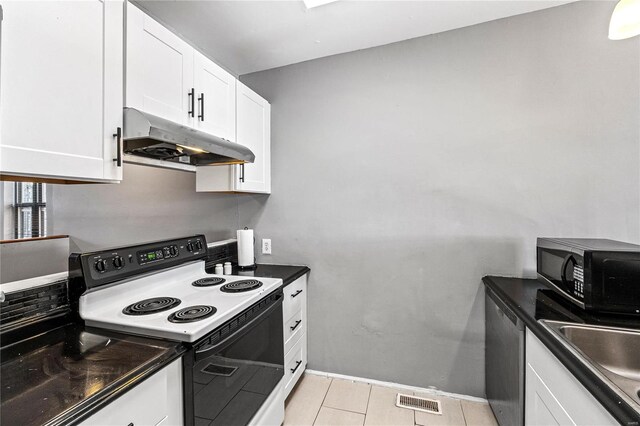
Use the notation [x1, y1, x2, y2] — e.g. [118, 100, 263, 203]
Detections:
[396, 393, 442, 415]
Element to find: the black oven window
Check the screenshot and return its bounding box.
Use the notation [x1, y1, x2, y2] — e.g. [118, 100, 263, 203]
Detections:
[12, 182, 47, 239]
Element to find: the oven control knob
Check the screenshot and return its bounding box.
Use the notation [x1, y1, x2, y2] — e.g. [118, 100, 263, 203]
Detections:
[169, 245, 178, 256]
[112, 256, 125, 269]
[187, 242, 194, 252]
[94, 259, 107, 273]
[195, 240, 203, 250]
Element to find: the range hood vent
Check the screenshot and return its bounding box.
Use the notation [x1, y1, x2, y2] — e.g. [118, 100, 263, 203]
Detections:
[123, 107, 255, 166]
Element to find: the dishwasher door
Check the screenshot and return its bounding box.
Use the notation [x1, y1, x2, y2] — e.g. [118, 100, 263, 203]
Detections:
[485, 286, 524, 426]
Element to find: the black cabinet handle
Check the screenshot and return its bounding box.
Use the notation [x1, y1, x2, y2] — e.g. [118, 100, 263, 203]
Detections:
[112, 127, 122, 167]
[291, 289, 303, 298]
[290, 360, 302, 374]
[240, 163, 245, 183]
[198, 93, 205, 121]
[127, 423, 134, 426]
[290, 320, 302, 332]
[188, 88, 195, 117]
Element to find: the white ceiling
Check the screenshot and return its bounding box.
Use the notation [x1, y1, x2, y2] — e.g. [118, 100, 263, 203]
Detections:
[135, 0, 577, 76]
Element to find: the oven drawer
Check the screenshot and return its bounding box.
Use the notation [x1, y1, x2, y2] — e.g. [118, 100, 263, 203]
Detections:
[284, 332, 307, 397]
[283, 276, 306, 323]
[284, 309, 304, 354]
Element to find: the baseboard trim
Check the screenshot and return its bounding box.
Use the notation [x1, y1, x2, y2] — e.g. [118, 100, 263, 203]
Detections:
[305, 369, 488, 404]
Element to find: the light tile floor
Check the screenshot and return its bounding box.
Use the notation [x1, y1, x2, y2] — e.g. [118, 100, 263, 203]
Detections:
[284, 374, 498, 426]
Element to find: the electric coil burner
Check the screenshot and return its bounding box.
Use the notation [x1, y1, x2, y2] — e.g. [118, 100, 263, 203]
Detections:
[122, 297, 181, 315]
[168, 305, 217, 323]
[220, 280, 263, 293]
[192, 277, 226, 287]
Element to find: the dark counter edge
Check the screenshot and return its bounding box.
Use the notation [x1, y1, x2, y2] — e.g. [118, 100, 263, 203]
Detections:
[273, 265, 310, 287]
[211, 263, 310, 288]
[483, 275, 640, 426]
[53, 335, 186, 426]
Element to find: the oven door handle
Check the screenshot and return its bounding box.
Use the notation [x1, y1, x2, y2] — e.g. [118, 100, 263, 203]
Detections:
[195, 292, 283, 359]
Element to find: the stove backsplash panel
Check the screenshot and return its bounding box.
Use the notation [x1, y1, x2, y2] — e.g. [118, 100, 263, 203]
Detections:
[0, 280, 69, 327]
[206, 241, 238, 266]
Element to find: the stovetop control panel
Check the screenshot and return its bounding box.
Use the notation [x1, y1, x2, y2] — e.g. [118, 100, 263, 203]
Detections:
[70, 235, 208, 291]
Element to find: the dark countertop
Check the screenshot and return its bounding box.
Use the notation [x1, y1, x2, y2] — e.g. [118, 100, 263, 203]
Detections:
[0, 316, 185, 426]
[483, 276, 640, 425]
[205, 262, 310, 288]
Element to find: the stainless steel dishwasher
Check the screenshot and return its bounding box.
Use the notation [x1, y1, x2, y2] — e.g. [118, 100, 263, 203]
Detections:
[485, 286, 525, 426]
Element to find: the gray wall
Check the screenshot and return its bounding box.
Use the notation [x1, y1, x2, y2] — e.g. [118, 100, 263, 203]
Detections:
[0, 237, 69, 283]
[51, 164, 252, 252]
[240, 1, 640, 397]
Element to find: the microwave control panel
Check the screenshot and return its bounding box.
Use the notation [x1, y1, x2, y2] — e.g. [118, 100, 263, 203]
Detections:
[573, 265, 585, 299]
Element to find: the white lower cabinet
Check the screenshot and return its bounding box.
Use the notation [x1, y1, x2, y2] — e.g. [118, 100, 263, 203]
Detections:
[285, 333, 307, 397]
[282, 275, 308, 398]
[525, 329, 615, 425]
[80, 359, 183, 426]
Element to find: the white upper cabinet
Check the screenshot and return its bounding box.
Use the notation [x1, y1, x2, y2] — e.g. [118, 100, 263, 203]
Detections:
[126, 4, 194, 126]
[235, 82, 271, 193]
[194, 52, 236, 142]
[0, 0, 124, 182]
[196, 83, 271, 194]
[127, 5, 271, 193]
[126, 5, 236, 143]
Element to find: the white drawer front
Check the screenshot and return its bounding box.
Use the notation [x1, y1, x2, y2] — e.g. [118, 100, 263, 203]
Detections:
[284, 309, 304, 354]
[284, 333, 307, 398]
[283, 276, 306, 322]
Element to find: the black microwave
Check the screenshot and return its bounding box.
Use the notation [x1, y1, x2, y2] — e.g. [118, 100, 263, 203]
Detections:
[537, 238, 640, 315]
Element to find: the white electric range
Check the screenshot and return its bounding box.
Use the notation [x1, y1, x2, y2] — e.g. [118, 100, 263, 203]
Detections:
[79, 261, 281, 343]
[69, 235, 285, 426]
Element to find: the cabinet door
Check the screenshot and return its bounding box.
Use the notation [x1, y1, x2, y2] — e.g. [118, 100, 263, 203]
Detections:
[235, 82, 271, 193]
[194, 52, 236, 142]
[79, 359, 183, 426]
[126, 4, 193, 126]
[525, 363, 572, 425]
[0, 0, 123, 182]
[525, 329, 616, 426]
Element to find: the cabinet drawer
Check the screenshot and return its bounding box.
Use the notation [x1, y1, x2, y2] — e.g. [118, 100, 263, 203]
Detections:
[284, 309, 304, 355]
[284, 333, 306, 397]
[283, 277, 306, 322]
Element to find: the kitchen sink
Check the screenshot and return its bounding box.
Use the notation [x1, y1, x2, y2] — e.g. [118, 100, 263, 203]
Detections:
[540, 320, 640, 412]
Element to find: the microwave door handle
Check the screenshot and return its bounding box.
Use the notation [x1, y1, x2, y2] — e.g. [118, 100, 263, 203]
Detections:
[195, 294, 282, 360]
[561, 255, 576, 288]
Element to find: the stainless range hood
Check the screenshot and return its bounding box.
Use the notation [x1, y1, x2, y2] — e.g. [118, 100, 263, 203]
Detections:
[123, 107, 255, 166]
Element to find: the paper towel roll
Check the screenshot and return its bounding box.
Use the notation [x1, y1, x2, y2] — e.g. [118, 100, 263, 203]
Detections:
[237, 228, 255, 268]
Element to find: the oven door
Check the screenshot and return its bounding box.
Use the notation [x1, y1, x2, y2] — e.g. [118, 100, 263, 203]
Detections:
[184, 290, 284, 426]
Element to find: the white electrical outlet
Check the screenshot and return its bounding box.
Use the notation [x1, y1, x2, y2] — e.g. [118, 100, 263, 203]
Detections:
[262, 239, 272, 255]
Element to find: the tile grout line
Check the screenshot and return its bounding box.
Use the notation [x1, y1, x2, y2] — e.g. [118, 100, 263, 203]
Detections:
[362, 383, 373, 425]
[324, 407, 369, 416]
[312, 377, 333, 425]
[461, 401, 469, 426]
